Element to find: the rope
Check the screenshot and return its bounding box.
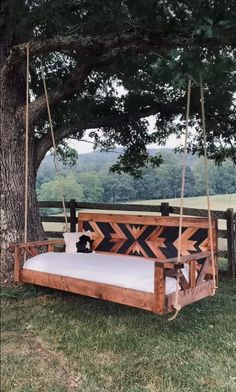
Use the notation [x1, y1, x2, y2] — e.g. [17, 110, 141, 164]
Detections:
[41, 70, 69, 232]
[199, 76, 217, 292]
[24, 43, 30, 244]
[168, 78, 192, 321]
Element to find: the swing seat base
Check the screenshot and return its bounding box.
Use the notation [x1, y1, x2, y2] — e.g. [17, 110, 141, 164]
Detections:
[12, 213, 218, 315]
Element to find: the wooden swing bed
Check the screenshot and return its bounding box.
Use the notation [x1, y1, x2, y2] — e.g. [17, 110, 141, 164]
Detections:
[12, 45, 218, 317]
[13, 212, 218, 315]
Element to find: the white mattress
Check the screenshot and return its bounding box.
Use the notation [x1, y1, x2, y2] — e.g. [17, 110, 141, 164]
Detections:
[23, 252, 189, 294]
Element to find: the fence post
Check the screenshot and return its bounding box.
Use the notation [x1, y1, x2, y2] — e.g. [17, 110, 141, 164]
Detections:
[70, 199, 76, 232]
[160, 202, 169, 216]
[226, 208, 236, 278]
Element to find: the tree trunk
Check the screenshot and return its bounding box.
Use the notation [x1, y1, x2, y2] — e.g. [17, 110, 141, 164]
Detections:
[0, 71, 44, 282]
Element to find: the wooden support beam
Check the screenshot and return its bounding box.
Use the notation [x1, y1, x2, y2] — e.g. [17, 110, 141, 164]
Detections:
[226, 208, 236, 278]
[189, 260, 196, 288]
[11, 239, 65, 248]
[160, 202, 169, 216]
[14, 247, 22, 282]
[70, 199, 77, 232]
[20, 269, 154, 312]
[166, 280, 215, 312]
[154, 264, 166, 314]
[197, 257, 211, 284]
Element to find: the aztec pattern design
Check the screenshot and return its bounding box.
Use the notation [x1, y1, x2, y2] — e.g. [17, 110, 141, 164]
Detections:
[82, 221, 210, 259]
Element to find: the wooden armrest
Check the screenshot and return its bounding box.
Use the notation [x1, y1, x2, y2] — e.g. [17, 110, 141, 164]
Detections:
[155, 251, 212, 269]
[11, 239, 65, 249]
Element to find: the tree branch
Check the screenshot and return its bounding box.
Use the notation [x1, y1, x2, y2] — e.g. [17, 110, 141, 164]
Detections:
[35, 99, 185, 166]
[5, 28, 236, 72]
[26, 62, 92, 126]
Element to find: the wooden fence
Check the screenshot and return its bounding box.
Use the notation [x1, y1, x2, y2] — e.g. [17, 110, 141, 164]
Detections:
[39, 200, 236, 278]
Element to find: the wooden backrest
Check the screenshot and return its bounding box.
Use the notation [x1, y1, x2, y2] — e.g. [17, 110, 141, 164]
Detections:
[78, 213, 218, 260]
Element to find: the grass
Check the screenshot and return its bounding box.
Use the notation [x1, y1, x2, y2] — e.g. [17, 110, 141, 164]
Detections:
[1, 277, 236, 392]
[131, 193, 236, 211]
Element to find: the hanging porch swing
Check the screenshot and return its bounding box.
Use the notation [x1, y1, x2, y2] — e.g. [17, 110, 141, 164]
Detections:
[12, 44, 218, 317]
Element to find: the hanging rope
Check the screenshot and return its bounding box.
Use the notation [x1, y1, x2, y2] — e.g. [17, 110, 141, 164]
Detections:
[24, 43, 30, 244]
[199, 76, 217, 292]
[41, 70, 69, 232]
[168, 79, 192, 321]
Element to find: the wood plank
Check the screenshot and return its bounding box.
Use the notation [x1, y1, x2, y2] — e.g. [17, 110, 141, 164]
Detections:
[189, 260, 196, 288]
[38, 201, 226, 220]
[70, 199, 77, 232]
[47, 244, 55, 252]
[171, 206, 226, 220]
[45, 231, 64, 238]
[178, 270, 190, 290]
[41, 216, 71, 223]
[157, 251, 212, 264]
[226, 208, 236, 279]
[78, 212, 217, 229]
[38, 201, 70, 208]
[154, 265, 166, 314]
[197, 257, 211, 284]
[76, 202, 162, 213]
[14, 247, 22, 282]
[20, 269, 154, 312]
[218, 229, 228, 239]
[12, 239, 65, 248]
[166, 280, 214, 312]
[218, 250, 228, 258]
[24, 247, 39, 257]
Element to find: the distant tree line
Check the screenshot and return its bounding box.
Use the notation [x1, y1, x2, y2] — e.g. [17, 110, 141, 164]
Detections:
[37, 150, 236, 204]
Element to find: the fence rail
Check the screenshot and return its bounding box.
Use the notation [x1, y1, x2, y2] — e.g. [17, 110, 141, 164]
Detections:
[39, 200, 235, 278]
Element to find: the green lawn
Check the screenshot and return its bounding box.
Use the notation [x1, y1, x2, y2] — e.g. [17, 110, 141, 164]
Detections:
[131, 193, 236, 211]
[1, 278, 236, 392]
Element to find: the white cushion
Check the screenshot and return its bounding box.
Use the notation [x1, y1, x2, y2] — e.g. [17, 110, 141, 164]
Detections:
[63, 231, 91, 253]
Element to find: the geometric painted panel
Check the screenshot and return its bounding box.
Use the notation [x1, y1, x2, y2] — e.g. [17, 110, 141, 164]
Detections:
[82, 221, 209, 260]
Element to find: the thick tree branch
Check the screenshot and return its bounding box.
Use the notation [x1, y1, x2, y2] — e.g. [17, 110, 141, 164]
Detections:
[5, 28, 236, 72]
[9, 25, 236, 126]
[35, 99, 185, 166]
[26, 62, 92, 126]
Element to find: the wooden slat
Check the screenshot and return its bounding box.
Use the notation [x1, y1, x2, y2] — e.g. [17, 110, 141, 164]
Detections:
[76, 202, 162, 213]
[166, 280, 214, 312]
[12, 239, 65, 248]
[154, 265, 165, 314]
[170, 206, 226, 220]
[24, 247, 39, 257]
[20, 269, 154, 312]
[218, 229, 228, 239]
[178, 270, 190, 290]
[197, 257, 211, 284]
[45, 231, 64, 238]
[218, 250, 228, 258]
[14, 247, 22, 282]
[47, 244, 55, 252]
[41, 216, 71, 223]
[158, 251, 212, 265]
[38, 201, 70, 208]
[78, 212, 217, 229]
[38, 201, 226, 220]
[189, 260, 196, 288]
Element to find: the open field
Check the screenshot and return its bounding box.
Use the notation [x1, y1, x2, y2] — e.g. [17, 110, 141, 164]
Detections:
[131, 193, 236, 211]
[1, 278, 236, 392]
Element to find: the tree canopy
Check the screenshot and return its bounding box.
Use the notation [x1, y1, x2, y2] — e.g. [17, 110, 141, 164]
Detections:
[1, 0, 236, 175]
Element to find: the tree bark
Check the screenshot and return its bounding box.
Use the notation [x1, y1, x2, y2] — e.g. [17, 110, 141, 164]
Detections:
[0, 71, 44, 282]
